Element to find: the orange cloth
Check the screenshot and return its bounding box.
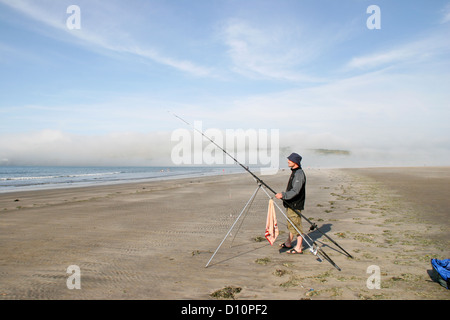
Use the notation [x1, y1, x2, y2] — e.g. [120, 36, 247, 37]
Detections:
[265, 199, 279, 245]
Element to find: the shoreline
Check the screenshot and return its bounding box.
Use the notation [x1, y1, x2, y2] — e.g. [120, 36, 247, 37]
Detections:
[0, 166, 448, 300]
[0, 166, 245, 194]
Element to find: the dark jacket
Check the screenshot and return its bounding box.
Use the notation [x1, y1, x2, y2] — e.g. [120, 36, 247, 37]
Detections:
[282, 167, 306, 210]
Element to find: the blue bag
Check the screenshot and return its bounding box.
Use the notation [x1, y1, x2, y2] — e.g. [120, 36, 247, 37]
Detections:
[430, 258, 450, 289]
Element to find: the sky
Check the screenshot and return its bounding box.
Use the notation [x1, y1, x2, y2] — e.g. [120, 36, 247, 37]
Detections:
[0, 0, 449, 168]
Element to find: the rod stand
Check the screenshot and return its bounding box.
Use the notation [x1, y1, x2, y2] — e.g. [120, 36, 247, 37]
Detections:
[205, 184, 262, 268]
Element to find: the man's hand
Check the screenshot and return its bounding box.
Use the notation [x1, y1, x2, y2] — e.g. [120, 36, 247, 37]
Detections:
[275, 193, 283, 199]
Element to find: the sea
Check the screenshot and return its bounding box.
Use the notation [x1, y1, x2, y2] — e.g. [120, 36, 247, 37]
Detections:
[0, 166, 244, 193]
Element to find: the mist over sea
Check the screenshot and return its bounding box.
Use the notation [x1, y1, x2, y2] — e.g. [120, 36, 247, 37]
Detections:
[1, 145, 448, 193]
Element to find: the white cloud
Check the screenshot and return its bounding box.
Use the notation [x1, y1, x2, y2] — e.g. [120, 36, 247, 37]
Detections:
[0, 0, 213, 77]
[125, 46, 213, 77]
[221, 19, 321, 82]
[346, 48, 409, 70]
[0, 0, 63, 29]
[441, 3, 450, 24]
[345, 28, 450, 71]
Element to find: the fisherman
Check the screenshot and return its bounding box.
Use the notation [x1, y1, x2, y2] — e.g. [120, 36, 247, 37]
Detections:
[275, 153, 306, 254]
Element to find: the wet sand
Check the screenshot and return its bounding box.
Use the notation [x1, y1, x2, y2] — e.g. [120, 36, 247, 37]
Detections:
[0, 167, 449, 300]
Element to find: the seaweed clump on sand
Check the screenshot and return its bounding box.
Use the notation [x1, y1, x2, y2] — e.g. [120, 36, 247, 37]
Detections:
[210, 286, 242, 299]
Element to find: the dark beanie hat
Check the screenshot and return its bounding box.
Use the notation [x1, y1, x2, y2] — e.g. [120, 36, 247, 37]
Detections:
[287, 153, 302, 165]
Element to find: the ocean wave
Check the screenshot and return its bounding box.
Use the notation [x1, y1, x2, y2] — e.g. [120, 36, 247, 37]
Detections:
[0, 171, 121, 181]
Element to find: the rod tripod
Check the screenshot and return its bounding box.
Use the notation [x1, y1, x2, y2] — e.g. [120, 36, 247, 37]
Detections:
[205, 181, 343, 271]
[205, 183, 262, 268]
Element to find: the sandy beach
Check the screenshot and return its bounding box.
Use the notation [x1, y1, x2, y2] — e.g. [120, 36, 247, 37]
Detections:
[0, 167, 449, 301]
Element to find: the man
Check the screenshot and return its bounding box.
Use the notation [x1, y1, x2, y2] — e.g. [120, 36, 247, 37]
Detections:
[275, 153, 306, 254]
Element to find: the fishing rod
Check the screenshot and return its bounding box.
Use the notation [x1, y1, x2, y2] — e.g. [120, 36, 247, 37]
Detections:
[170, 112, 353, 262]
